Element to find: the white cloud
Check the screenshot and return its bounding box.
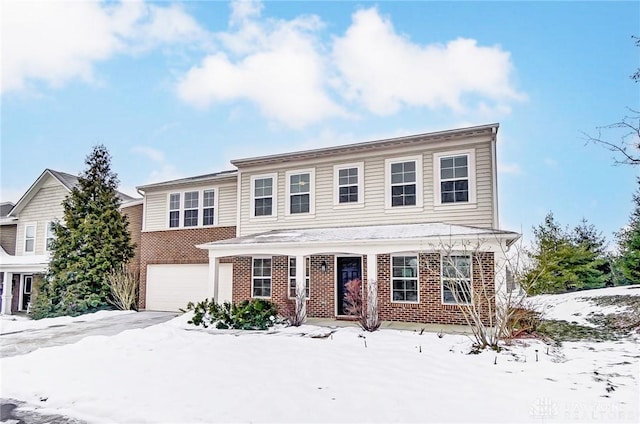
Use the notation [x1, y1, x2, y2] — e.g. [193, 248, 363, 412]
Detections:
[498, 161, 522, 175]
[132, 146, 183, 184]
[176, 1, 347, 129]
[332, 8, 525, 116]
[1, 0, 207, 93]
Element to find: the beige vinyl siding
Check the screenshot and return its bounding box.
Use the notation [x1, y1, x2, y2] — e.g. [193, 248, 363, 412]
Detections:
[239, 141, 494, 236]
[143, 182, 237, 232]
[15, 183, 68, 255]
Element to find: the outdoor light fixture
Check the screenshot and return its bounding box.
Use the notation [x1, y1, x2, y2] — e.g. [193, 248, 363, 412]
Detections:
[320, 261, 328, 272]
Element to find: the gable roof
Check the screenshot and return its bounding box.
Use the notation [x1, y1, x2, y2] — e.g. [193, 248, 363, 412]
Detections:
[136, 170, 238, 192]
[0, 202, 14, 217]
[9, 169, 136, 217]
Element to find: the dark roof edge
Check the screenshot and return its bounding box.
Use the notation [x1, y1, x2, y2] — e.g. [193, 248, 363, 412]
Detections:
[136, 169, 238, 191]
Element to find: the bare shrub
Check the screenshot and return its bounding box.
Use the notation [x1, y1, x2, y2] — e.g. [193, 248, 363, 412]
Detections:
[106, 264, 139, 311]
[344, 278, 380, 332]
[286, 282, 307, 326]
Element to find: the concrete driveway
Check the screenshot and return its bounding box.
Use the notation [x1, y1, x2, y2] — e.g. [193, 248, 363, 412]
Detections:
[0, 311, 178, 358]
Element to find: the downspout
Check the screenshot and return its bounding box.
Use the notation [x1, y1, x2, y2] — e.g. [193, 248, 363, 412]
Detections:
[491, 125, 500, 229]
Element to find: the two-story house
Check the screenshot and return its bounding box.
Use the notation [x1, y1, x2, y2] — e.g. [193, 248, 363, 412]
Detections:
[140, 123, 519, 324]
[0, 169, 139, 315]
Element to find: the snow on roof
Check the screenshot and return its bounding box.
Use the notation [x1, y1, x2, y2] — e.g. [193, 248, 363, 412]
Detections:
[137, 170, 238, 191]
[0, 246, 49, 268]
[201, 223, 519, 248]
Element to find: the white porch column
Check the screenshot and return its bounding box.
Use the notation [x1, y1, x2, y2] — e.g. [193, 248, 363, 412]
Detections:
[295, 254, 306, 322]
[208, 253, 219, 303]
[1, 272, 13, 315]
[366, 254, 378, 327]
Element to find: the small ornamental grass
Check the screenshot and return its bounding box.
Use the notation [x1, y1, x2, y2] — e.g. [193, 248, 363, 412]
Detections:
[185, 298, 279, 330]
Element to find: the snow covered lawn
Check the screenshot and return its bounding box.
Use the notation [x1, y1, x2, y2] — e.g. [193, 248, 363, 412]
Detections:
[1, 287, 638, 423]
[0, 310, 135, 335]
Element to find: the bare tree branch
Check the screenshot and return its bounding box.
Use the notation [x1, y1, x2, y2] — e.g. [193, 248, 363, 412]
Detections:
[583, 109, 640, 166]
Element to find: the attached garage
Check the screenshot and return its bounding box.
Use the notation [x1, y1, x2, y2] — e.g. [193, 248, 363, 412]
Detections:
[146, 264, 210, 312]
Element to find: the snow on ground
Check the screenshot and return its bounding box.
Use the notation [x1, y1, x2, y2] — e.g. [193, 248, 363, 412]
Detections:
[0, 310, 134, 335]
[528, 285, 640, 327]
[0, 287, 638, 423]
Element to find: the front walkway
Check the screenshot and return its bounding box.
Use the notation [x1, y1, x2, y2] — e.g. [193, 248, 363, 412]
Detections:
[305, 317, 475, 334]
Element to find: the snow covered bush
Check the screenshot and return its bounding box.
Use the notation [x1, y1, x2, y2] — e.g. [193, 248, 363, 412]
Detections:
[344, 278, 380, 332]
[185, 299, 279, 330]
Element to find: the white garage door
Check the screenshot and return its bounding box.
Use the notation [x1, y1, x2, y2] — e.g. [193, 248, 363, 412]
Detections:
[146, 264, 209, 312]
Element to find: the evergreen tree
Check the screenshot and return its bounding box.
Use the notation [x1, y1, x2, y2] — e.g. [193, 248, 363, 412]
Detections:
[572, 218, 611, 288]
[523, 212, 608, 295]
[32, 145, 134, 318]
[616, 178, 640, 283]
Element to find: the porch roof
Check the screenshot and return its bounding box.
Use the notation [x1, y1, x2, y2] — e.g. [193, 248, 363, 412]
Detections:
[0, 246, 49, 273]
[197, 223, 520, 256]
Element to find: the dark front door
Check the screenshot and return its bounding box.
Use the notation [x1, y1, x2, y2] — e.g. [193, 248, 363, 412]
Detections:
[336, 257, 362, 316]
[22, 275, 33, 311]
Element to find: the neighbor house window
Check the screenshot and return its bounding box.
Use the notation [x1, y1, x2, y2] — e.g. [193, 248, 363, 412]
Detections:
[440, 155, 468, 203]
[442, 255, 472, 305]
[169, 193, 180, 228]
[252, 258, 272, 298]
[45, 222, 56, 251]
[434, 150, 476, 206]
[203, 189, 215, 226]
[391, 256, 419, 302]
[288, 257, 310, 299]
[24, 224, 36, 253]
[253, 176, 275, 217]
[286, 169, 315, 215]
[183, 191, 199, 227]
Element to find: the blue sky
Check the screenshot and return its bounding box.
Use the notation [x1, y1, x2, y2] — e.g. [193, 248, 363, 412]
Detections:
[2, 0, 639, 246]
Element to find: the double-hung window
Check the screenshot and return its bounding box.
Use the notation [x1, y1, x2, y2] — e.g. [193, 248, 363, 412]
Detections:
[334, 163, 364, 206]
[288, 257, 310, 299]
[183, 191, 199, 227]
[203, 190, 215, 226]
[45, 222, 56, 251]
[391, 256, 419, 302]
[253, 176, 275, 217]
[252, 258, 272, 298]
[169, 193, 180, 228]
[434, 150, 475, 206]
[442, 255, 472, 305]
[24, 224, 36, 253]
[386, 156, 422, 210]
[286, 169, 315, 215]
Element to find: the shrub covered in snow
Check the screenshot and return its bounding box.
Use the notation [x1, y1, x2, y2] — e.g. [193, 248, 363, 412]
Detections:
[185, 298, 279, 330]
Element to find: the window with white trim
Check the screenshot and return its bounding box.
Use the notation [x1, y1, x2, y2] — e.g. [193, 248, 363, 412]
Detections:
[338, 167, 358, 203]
[169, 193, 180, 228]
[286, 169, 315, 215]
[288, 257, 310, 299]
[253, 176, 274, 217]
[440, 155, 468, 203]
[24, 224, 35, 253]
[203, 190, 215, 226]
[391, 256, 419, 302]
[391, 161, 417, 206]
[45, 222, 56, 251]
[183, 191, 199, 227]
[252, 258, 272, 298]
[442, 255, 472, 305]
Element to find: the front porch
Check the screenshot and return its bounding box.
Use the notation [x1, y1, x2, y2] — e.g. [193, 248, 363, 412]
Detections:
[0, 246, 48, 315]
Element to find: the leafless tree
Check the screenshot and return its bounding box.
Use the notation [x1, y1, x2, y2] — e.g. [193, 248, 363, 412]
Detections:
[344, 278, 380, 332]
[583, 109, 640, 166]
[286, 283, 307, 326]
[107, 264, 139, 311]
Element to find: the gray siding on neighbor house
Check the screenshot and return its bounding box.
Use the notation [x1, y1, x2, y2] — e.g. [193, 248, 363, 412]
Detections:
[0, 224, 17, 255]
[238, 138, 495, 236]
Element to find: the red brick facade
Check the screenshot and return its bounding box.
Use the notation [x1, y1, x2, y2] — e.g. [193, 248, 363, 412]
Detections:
[138, 226, 236, 309]
[231, 252, 495, 325]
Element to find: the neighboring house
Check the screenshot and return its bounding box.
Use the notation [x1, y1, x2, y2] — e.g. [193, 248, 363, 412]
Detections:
[0, 169, 137, 315]
[141, 123, 520, 325]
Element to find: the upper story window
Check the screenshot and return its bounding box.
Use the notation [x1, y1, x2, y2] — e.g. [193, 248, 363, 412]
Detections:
[286, 169, 315, 216]
[168, 189, 217, 229]
[24, 224, 36, 253]
[169, 193, 180, 228]
[203, 190, 215, 226]
[442, 254, 472, 305]
[184, 191, 199, 227]
[252, 175, 276, 218]
[391, 255, 419, 303]
[289, 257, 310, 299]
[334, 163, 364, 206]
[385, 156, 423, 210]
[434, 150, 476, 207]
[46, 222, 56, 251]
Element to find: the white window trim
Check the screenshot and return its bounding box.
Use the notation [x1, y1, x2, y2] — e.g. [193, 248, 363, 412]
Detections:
[45, 221, 56, 252]
[250, 173, 278, 220]
[183, 190, 200, 228]
[390, 254, 420, 304]
[433, 149, 477, 209]
[384, 155, 423, 212]
[333, 162, 365, 208]
[440, 253, 473, 306]
[288, 256, 311, 299]
[166, 188, 219, 229]
[23, 223, 36, 254]
[285, 168, 316, 217]
[252, 256, 272, 299]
